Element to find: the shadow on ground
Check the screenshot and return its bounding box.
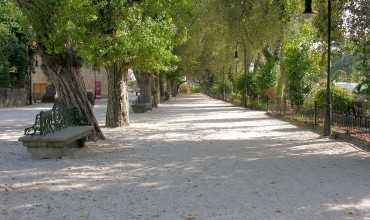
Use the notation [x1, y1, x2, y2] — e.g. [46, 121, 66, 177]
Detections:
[1, 94, 369, 220]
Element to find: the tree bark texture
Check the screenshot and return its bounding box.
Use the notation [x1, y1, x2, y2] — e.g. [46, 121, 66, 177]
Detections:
[40, 49, 104, 140]
[26, 48, 36, 105]
[152, 74, 160, 108]
[243, 44, 249, 107]
[106, 63, 130, 128]
[15, 2, 104, 139]
[159, 74, 167, 101]
[171, 80, 178, 97]
[135, 71, 153, 105]
[165, 77, 172, 100]
[25, 67, 32, 105]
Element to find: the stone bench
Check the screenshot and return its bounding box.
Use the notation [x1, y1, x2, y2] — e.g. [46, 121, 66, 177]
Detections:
[132, 103, 152, 113]
[19, 103, 93, 159]
[19, 126, 93, 159]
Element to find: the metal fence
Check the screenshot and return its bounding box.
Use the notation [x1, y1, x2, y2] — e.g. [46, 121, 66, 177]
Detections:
[266, 98, 370, 142]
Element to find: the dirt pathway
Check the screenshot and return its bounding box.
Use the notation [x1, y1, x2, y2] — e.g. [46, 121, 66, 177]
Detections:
[1, 94, 369, 220]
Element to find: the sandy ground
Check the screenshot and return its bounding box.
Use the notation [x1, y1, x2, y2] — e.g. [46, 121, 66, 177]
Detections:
[0, 93, 370, 220]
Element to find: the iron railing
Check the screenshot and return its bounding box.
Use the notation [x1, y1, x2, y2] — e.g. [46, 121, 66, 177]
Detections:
[266, 98, 370, 142]
[24, 103, 88, 136]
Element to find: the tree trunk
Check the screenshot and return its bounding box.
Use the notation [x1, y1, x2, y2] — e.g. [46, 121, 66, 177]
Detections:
[171, 80, 179, 97]
[135, 71, 153, 105]
[320, 50, 327, 79]
[243, 44, 250, 107]
[166, 77, 172, 100]
[40, 49, 104, 140]
[106, 63, 130, 128]
[159, 74, 167, 101]
[152, 74, 160, 108]
[16, 1, 103, 138]
[25, 66, 32, 105]
[25, 48, 36, 105]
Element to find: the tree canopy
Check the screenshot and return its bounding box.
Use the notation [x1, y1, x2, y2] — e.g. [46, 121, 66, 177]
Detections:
[2, 0, 368, 133]
[0, 0, 30, 88]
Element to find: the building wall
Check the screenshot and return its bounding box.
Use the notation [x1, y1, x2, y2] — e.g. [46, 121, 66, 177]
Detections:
[31, 55, 108, 99]
[32, 56, 49, 100]
[0, 88, 27, 107]
[80, 66, 108, 97]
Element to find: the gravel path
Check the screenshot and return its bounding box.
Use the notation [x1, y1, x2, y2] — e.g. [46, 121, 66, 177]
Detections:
[1, 93, 369, 220]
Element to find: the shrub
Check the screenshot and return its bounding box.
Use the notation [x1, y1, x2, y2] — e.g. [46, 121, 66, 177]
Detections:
[248, 98, 268, 110]
[256, 62, 276, 97]
[179, 83, 192, 94]
[218, 80, 233, 95]
[304, 84, 355, 113]
[230, 92, 241, 105]
[192, 84, 202, 93]
[209, 84, 219, 97]
[208, 80, 233, 98]
[128, 80, 137, 90]
[235, 73, 258, 98]
[283, 46, 319, 106]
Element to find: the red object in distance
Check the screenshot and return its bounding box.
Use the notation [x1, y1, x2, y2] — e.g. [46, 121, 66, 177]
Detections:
[95, 81, 102, 99]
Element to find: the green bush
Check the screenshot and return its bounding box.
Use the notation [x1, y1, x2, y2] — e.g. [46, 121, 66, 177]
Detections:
[235, 73, 258, 98]
[0, 59, 10, 88]
[283, 46, 319, 106]
[256, 62, 276, 97]
[245, 96, 269, 110]
[0, 1, 28, 88]
[128, 80, 137, 90]
[304, 84, 355, 113]
[208, 80, 233, 98]
[209, 84, 219, 97]
[230, 92, 241, 105]
[218, 80, 233, 95]
[192, 84, 202, 93]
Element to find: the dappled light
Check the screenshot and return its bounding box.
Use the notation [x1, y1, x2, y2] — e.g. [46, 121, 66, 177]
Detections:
[325, 198, 370, 218]
[0, 0, 368, 218]
[1, 94, 369, 219]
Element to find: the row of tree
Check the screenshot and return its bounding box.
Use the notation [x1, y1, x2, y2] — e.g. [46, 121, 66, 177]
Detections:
[1, 0, 368, 139]
[176, 0, 368, 111]
[9, 0, 199, 139]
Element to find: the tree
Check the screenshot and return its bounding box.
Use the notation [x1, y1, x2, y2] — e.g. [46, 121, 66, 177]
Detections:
[0, 0, 29, 89]
[256, 48, 280, 99]
[283, 46, 312, 106]
[312, 0, 347, 79]
[175, 0, 287, 104]
[16, 0, 104, 139]
[344, 0, 369, 95]
[275, 4, 320, 106]
[79, 0, 179, 127]
[135, 70, 153, 107]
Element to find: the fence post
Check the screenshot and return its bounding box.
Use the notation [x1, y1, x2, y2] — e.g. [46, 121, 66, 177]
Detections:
[314, 101, 318, 127]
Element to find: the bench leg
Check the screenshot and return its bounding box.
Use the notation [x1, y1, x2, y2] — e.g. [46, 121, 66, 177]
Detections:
[77, 137, 87, 148]
[27, 148, 64, 159]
